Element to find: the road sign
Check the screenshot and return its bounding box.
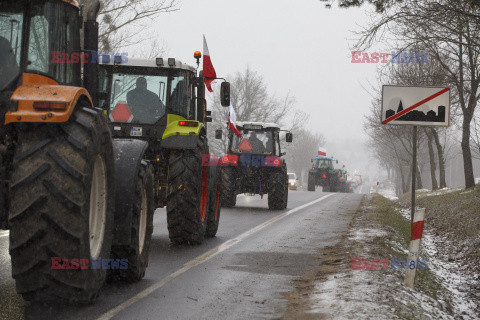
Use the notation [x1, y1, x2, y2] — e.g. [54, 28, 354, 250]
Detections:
[381, 85, 450, 126]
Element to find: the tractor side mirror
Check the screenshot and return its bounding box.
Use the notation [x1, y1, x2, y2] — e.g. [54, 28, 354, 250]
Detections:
[220, 82, 231, 107]
[286, 132, 293, 143]
[215, 129, 223, 139]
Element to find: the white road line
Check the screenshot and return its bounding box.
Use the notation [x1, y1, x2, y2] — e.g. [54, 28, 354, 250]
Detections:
[0, 231, 8, 239]
[96, 193, 335, 320]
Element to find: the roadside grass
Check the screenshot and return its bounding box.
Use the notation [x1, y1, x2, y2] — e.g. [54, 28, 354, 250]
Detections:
[364, 194, 454, 317]
[398, 186, 480, 249]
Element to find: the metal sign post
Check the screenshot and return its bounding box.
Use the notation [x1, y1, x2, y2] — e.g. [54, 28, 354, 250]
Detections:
[381, 85, 451, 289]
[411, 126, 417, 228]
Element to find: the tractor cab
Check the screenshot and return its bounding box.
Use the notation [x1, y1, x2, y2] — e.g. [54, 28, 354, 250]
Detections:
[312, 156, 335, 171]
[228, 122, 286, 158]
[0, 0, 84, 122]
[99, 58, 208, 145]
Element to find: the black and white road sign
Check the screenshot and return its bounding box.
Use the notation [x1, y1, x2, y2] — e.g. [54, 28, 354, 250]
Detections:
[381, 85, 450, 126]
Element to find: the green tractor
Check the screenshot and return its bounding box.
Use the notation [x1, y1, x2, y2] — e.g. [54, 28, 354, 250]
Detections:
[98, 55, 227, 259]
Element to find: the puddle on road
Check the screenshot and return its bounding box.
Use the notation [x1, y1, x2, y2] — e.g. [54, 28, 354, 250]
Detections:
[223, 251, 322, 276]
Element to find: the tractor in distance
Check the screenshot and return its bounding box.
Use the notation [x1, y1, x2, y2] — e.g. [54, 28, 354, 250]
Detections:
[98, 53, 229, 255]
[0, 0, 119, 303]
[308, 155, 341, 192]
[217, 122, 293, 210]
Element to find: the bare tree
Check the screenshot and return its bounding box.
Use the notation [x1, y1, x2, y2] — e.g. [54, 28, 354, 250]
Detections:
[207, 67, 299, 156]
[79, 0, 178, 53]
[357, 0, 480, 188]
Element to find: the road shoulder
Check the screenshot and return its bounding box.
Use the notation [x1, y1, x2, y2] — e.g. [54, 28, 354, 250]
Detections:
[280, 194, 462, 320]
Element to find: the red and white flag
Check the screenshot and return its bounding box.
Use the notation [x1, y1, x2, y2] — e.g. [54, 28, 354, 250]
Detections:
[203, 35, 217, 92]
[228, 104, 242, 137]
[318, 147, 327, 156]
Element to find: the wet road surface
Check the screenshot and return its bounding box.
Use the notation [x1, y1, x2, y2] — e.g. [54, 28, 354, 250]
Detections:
[0, 190, 363, 320]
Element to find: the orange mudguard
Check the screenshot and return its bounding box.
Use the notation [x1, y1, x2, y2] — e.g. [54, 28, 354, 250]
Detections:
[5, 73, 93, 124]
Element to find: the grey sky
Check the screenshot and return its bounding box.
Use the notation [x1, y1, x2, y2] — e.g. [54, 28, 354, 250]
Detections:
[138, 0, 383, 176]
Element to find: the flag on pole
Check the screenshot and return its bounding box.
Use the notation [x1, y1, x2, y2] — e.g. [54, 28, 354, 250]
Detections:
[203, 35, 217, 92]
[318, 147, 327, 156]
[228, 104, 242, 137]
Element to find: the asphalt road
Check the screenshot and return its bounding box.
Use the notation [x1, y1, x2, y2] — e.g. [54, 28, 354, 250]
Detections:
[0, 189, 363, 320]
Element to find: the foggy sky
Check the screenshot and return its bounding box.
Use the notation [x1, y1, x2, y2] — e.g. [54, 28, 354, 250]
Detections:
[134, 0, 384, 177]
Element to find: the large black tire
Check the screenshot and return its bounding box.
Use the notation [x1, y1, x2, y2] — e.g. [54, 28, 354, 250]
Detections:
[268, 172, 288, 210]
[307, 173, 315, 192]
[8, 104, 115, 303]
[206, 165, 221, 238]
[109, 162, 154, 282]
[167, 137, 209, 245]
[220, 167, 236, 207]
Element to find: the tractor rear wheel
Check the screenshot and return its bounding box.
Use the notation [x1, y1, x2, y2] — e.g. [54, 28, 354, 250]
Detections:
[8, 105, 115, 303]
[167, 137, 209, 244]
[109, 162, 154, 282]
[307, 173, 315, 192]
[268, 172, 288, 210]
[220, 167, 236, 207]
[206, 166, 221, 238]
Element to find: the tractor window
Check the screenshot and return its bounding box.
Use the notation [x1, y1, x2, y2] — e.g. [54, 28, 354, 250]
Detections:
[109, 72, 167, 124]
[0, 1, 23, 90]
[26, 1, 80, 86]
[231, 130, 274, 155]
[169, 71, 189, 118]
[317, 159, 333, 169]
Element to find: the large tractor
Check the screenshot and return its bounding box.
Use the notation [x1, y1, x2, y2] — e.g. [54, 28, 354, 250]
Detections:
[218, 122, 292, 210]
[98, 55, 227, 246]
[0, 0, 117, 303]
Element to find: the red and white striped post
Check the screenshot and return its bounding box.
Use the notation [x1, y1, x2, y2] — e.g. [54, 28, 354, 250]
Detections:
[404, 208, 426, 289]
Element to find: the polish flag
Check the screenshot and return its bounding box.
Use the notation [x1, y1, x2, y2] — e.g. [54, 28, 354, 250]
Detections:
[228, 104, 242, 137]
[203, 35, 217, 92]
[318, 147, 327, 156]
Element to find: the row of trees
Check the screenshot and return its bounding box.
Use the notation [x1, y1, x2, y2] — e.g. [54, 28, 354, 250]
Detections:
[359, 0, 480, 190]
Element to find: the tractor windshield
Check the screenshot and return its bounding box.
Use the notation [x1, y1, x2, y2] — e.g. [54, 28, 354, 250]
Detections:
[110, 72, 167, 124]
[107, 68, 192, 124]
[231, 130, 275, 155]
[0, 0, 81, 90]
[0, 1, 23, 90]
[315, 158, 333, 169]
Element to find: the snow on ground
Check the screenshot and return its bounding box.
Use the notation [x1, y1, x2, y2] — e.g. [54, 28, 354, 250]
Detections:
[348, 228, 388, 241]
[305, 194, 478, 319]
[421, 232, 479, 320]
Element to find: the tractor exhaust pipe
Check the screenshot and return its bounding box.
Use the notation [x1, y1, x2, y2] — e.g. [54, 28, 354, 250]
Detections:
[83, 0, 101, 107]
[87, 1, 101, 21]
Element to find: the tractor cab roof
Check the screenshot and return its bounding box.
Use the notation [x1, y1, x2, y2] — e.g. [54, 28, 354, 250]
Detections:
[100, 57, 196, 73]
[313, 156, 333, 161]
[235, 121, 281, 131]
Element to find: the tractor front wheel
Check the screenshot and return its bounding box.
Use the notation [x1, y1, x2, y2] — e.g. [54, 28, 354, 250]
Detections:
[109, 162, 154, 282]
